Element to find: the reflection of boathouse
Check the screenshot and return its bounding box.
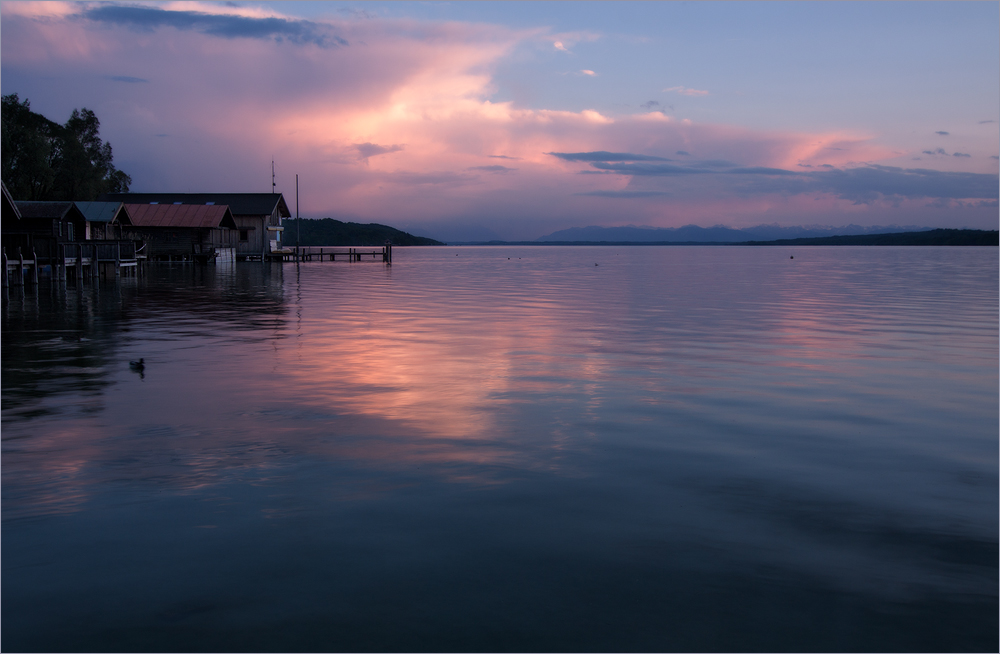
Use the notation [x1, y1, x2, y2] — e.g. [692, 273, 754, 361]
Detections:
[122, 203, 238, 262]
[101, 193, 290, 261]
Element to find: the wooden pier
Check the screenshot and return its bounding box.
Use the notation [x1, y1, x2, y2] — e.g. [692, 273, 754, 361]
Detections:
[2, 241, 142, 287]
[280, 244, 392, 264]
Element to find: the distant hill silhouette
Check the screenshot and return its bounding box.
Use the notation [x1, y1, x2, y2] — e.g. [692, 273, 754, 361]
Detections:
[741, 229, 998, 246]
[536, 223, 935, 243]
[285, 218, 443, 246]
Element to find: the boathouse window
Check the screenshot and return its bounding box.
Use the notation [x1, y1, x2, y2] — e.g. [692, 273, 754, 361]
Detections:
[67, 222, 74, 241]
[239, 230, 249, 242]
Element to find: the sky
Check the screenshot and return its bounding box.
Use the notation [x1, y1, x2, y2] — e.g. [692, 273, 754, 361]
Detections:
[2, 1, 998, 241]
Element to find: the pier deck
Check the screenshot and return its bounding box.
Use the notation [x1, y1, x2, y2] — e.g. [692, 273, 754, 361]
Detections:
[279, 245, 392, 263]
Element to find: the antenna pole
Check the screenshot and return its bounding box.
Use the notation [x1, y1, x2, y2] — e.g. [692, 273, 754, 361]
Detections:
[272, 160, 276, 194]
[296, 174, 300, 262]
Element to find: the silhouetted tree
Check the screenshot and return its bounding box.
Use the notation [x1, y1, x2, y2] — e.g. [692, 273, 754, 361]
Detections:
[1, 94, 60, 200]
[1, 94, 131, 201]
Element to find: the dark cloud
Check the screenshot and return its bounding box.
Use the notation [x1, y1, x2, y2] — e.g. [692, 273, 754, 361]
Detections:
[727, 166, 800, 176]
[354, 142, 403, 160]
[980, 120, 996, 124]
[576, 190, 671, 198]
[801, 165, 998, 202]
[675, 150, 690, 156]
[991, 155, 1000, 161]
[336, 7, 376, 19]
[952, 152, 971, 158]
[468, 165, 516, 173]
[547, 151, 672, 162]
[567, 158, 998, 203]
[586, 159, 765, 176]
[105, 75, 148, 83]
[935, 131, 949, 136]
[590, 162, 710, 175]
[488, 155, 520, 160]
[922, 148, 948, 156]
[698, 159, 739, 168]
[81, 5, 346, 47]
[639, 100, 660, 110]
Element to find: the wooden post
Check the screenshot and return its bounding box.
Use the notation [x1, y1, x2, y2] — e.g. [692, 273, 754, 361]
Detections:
[295, 173, 302, 261]
[16, 247, 24, 286]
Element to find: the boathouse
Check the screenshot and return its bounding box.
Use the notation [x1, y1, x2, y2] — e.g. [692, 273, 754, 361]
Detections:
[122, 203, 237, 262]
[4, 199, 140, 282]
[75, 201, 132, 240]
[100, 193, 290, 260]
[2, 181, 20, 222]
[8, 200, 87, 261]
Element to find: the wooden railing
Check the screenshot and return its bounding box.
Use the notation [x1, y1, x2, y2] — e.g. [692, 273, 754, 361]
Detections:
[280, 244, 393, 263]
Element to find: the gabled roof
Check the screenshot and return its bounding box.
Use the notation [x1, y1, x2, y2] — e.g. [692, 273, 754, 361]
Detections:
[2, 181, 21, 221]
[14, 201, 85, 222]
[75, 201, 132, 225]
[101, 193, 290, 218]
[125, 203, 237, 229]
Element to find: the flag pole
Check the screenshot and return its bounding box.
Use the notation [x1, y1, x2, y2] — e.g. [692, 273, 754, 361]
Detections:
[295, 174, 300, 263]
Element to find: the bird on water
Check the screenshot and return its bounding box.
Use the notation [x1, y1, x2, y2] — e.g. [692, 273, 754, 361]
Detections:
[129, 358, 145, 371]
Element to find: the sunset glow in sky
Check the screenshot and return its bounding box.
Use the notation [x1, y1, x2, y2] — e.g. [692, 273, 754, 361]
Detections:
[2, 1, 998, 240]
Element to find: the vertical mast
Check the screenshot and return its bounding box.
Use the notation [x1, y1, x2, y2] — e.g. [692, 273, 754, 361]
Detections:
[296, 174, 300, 250]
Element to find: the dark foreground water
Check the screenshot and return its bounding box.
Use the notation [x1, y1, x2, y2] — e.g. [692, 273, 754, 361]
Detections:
[2, 246, 997, 652]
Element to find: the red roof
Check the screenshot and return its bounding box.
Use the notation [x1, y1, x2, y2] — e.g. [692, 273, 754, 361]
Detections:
[125, 203, 236, 229]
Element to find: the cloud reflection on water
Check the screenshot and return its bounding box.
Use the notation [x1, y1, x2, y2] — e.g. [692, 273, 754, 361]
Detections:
[2, 248, 997, 651]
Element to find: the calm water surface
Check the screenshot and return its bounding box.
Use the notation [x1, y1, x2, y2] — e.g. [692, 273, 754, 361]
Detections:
[2, 246, 997, 652]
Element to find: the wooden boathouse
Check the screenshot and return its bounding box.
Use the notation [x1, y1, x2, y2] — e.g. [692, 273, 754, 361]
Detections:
[3, 197, 140, 285]
[101, 193, 291, 260]
[122, 203, 238, 262]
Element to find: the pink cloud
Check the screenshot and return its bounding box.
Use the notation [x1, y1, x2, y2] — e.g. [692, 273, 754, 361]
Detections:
[2, 3, 994, 239]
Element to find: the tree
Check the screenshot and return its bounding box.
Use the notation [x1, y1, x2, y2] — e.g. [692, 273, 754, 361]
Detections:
[1, 94, 60, 200]
[1, 94, 131, 201]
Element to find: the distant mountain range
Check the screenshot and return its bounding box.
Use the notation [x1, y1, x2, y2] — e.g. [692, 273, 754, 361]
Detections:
[536, 224, 938, 243]
[743, 229, 998, 246]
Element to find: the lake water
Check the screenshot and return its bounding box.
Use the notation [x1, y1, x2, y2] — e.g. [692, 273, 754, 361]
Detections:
[2, 246, 997, 652]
